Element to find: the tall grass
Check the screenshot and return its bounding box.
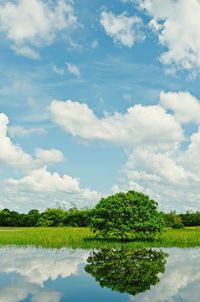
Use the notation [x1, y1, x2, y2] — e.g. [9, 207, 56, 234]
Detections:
[0, 227, 200, 249]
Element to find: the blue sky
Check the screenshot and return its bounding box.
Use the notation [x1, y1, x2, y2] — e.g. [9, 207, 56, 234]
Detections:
[1, 0, 200, 212]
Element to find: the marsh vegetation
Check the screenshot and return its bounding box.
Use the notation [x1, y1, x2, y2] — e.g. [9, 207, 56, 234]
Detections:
[0, 227, 200, 248]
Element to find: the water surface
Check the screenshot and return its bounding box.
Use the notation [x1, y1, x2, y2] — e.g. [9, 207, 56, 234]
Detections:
[0, 247, 199, 302]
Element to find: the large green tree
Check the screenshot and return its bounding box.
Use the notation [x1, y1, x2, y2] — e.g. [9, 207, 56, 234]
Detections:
[90, 191, 165, 240]
[85, 248, 167, 296]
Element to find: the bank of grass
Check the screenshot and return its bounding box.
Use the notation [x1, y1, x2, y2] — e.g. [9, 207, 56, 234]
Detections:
[0, 227, 200, 249]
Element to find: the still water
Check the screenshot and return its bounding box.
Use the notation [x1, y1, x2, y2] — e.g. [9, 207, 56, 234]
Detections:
[0, 247, 199, 302]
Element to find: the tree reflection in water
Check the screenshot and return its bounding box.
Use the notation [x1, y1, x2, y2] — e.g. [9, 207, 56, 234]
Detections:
[85, 248, 168, 296]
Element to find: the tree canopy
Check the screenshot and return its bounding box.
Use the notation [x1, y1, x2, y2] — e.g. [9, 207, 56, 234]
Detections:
[90, 191, 165, 240]
[0, 207, 90, 227]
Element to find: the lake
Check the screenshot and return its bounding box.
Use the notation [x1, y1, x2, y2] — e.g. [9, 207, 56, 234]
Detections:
[0, 247, 199, 302]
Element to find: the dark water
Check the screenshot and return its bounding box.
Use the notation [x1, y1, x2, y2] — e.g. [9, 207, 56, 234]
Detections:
[0, 247, 199, 302]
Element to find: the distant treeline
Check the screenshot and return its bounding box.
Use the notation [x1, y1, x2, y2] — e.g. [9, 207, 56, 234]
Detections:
[162, 211, 200, 228]
[0, 208, 91, 227]
[0, 208, 200, 228]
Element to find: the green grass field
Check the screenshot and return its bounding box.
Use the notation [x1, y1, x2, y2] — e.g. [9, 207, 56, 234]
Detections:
[0, 227, 200, 249]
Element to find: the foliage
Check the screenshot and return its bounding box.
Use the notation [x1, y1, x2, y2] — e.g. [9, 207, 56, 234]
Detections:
[1, 196, 200, 232]
[180, 211, 200, 227]
[63, 208, 90, 227]
[90, 191, 165, 240]
[163, 211, 200, 228]
[0, 207, 91, 228]
[85, 248, 167, 295]
[163, 211, 184, 229]
[39, 208, 66, 227]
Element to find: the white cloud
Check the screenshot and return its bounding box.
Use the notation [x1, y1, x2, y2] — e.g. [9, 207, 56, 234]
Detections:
[0, 113, 33, 167]
[47, 91, 200, 211]
[0, 113, 101, 211]
[35, 148, 64, 164]
[4, 166, 100, 211]
[160, 91, 200, 124]
[0, 182, 100, 212]
[3, 87, 200, 211]
[179, 128, 200, 172]
[100, 10, 144, 47]
[0, 0, 77, 58]
[49, 99, 183, 149]
[106, 90, 200, 211]
[114, 147, 200, 211]
[125, 148, 197, 187]
[8, 125, 47, 138]
[6, 166, 96, 195]
[139, 0, 200, 74]
[66, 63, 81, 77]
[113, 126, 200, 210]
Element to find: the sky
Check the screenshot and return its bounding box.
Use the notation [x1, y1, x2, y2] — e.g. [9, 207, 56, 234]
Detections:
[1, 0, 200, 212]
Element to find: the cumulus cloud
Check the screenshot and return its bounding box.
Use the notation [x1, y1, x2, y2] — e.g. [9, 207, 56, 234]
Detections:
[160, 91, 200, 124]
[125, 149, 192, 186]
[0, 113, 100, 211]
[3, 166, 100, 211]
[66, 63, 81, 77]
[49, 99, 183, 149]
[106, 92, 200, 211]
[100, 10, 144, 47]
[7, 166, 82, 193]
[47, 91, 200, 210]
[179, 128, 200, 172]
[0, 0, 77, 58]
[0, 184, 99, 212]
[0, 113, 33, 167]
[138, 0, 200, 74]
[46, 97, 200, 210]
[3, 87, 200, 211]
[113, 138, 200, 211]
[35, 148, 64, 164]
